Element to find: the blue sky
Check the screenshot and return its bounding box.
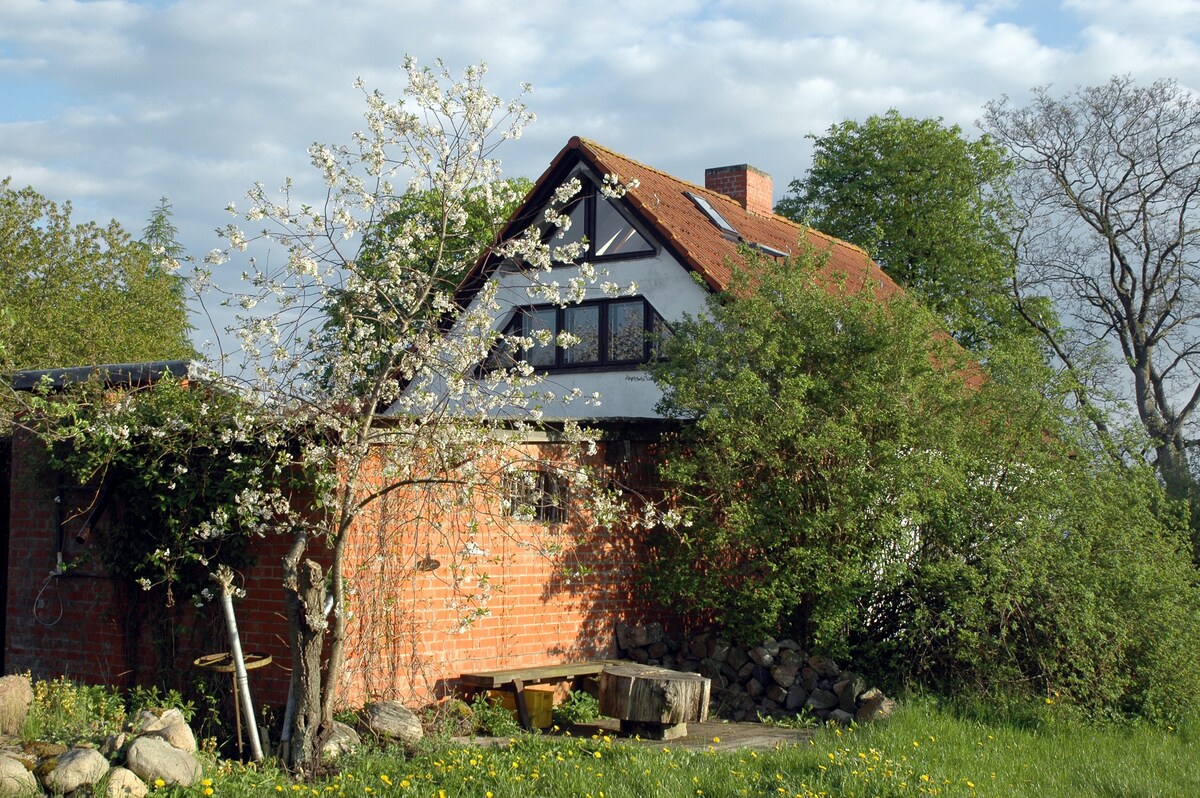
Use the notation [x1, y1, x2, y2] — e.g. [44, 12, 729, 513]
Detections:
[3, 0, 1200, 353]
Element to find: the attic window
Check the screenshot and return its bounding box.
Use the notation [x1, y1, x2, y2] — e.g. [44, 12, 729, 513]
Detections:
[686, 192, 739, 239]
[484, 297, 672, 372]
[549, 180, 654, 263]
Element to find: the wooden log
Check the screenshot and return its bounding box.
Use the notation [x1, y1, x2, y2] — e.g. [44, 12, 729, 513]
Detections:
[599, 664, 710, 740]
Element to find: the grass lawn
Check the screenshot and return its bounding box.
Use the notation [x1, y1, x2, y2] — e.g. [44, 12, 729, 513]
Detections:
[199, 697, 1198, 798]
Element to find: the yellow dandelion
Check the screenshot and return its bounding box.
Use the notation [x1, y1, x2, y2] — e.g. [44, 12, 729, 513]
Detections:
[155, 779, 166, 789]
[712, 736, 720, 743]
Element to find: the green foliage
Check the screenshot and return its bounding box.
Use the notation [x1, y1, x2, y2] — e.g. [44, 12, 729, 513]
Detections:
[0, 179, 194, 374]
[777, 111, 1026, 352]
[469, 693, 523, 737]
[24, 676, 128, 746]
[648, 247, 1200, 722]
[126, 684, 196, 722]
[36, 376, 297, 605]
[552, 690, 602, 727]
[647, 246, 976, 650]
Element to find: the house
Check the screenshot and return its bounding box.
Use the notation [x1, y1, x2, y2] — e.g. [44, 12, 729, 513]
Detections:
[3, 138, 899, 712]
[447, 136, 901, 422]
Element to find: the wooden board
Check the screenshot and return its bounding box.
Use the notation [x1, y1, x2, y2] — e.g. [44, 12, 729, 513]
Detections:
[458, 659, 625, 689]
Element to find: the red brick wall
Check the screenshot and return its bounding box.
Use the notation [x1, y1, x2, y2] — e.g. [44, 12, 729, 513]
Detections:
[5, 433, 656, 711]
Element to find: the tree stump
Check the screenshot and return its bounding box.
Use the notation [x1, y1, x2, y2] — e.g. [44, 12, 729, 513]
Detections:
[599, 664, 710, 740]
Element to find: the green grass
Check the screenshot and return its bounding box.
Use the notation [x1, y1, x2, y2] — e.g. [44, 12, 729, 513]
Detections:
[181, 697, 1198, 798]
[19, 678, 1193, 797]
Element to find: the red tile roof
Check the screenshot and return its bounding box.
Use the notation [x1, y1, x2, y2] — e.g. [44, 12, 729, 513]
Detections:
[457, 136, 904, 303]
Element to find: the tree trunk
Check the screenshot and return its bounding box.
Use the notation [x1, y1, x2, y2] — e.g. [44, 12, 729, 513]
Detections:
[283, 556, 326, 772]
[599, 664, 710, 740]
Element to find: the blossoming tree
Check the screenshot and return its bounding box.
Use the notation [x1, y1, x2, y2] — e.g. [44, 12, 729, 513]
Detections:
[21, 58, 637, 771]
[195, 58, 639, 770]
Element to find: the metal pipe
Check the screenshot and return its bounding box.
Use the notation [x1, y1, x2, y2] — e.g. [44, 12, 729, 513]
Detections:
[213, 567, 263, 761]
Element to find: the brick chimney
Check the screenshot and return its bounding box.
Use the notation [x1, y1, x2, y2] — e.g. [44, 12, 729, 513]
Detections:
[704, 164, 773, 216]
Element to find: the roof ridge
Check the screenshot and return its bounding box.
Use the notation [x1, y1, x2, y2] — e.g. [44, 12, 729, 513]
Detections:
[575, 137, 876, 262]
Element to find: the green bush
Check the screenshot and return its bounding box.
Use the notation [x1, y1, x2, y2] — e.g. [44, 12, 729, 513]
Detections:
[552, 690, 602, 727]
[647, 249, 1200, 722]
[469, 693, 522, 737]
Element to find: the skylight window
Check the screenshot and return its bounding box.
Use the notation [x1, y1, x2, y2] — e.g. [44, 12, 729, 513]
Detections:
[686, 192, 740, 238]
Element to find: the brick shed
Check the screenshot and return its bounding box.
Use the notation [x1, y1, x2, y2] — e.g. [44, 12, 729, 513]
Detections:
[3, 382, 663, 711]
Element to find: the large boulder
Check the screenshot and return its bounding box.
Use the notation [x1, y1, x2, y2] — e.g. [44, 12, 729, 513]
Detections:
[104, 767, 149, 798]
[360, 701, 423, 746]
[0, 755, 38, 797]
[133, 709, 187, 735]
[125, 736, 202, 787]
[41, 747, 110, 795]
[320, 721, 361, 760]
[0, 677, 32, 737]
[144, 721, 197, 753]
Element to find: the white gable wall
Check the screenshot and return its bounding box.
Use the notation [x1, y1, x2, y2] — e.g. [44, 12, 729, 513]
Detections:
[486, 248, 711, 420]
[395, 245, 711, 422]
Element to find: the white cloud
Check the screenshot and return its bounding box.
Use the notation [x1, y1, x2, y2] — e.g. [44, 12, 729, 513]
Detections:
[2, 0, 1199, 356]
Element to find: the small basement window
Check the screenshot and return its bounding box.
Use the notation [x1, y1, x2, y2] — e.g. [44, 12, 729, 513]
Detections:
[503, 469, 569, 525]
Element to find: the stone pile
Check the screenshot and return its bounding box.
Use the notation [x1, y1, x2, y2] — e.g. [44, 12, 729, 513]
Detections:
[616, 623, 897, 725]
[0, 675, 203, 798]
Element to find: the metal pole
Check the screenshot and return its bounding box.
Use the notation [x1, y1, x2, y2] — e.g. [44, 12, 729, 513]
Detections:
[212, 567, 263, 761]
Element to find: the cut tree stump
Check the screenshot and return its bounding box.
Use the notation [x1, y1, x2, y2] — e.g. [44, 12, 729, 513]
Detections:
[599, 664, 710, 740]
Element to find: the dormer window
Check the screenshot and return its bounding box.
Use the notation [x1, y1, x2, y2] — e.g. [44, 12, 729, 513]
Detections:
[486, 297, 672, 372]
[549, 179, 655, 262]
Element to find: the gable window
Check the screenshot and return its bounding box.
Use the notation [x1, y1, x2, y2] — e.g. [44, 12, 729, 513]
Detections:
[549, 179, 655, 262]
[503, 469, 568, 525]
[496, 297, 671, 371]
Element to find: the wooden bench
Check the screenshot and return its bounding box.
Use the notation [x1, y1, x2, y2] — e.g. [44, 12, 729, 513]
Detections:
[458, 660, 625, 729]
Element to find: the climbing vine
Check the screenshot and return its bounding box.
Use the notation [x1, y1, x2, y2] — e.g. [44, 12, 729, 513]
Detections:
[36, 375, 299, 606]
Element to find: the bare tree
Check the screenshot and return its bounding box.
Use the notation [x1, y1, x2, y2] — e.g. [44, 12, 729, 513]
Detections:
[983, 75, 1200, 504]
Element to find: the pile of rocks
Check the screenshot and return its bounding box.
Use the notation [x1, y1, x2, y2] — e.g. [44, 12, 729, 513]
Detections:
[615, 623, 896, 725]
[0, 675, 203, 798]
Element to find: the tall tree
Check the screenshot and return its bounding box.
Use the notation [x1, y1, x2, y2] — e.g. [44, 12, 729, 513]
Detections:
[982, 76, 1200, 517]
[197, 60, 619, 770]
[646, 248, 1200, 720]
[0, 180, 194, 373]
[777, 111, 1025, 352]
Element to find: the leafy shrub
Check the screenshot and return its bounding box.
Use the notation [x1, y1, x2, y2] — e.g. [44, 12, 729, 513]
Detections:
[648, 249, 1200, 722]
[127, 684, 196, 721]
[468, 694, 521, 737]
[24, 676, 127, 745]
[552, 690, 602, 727]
